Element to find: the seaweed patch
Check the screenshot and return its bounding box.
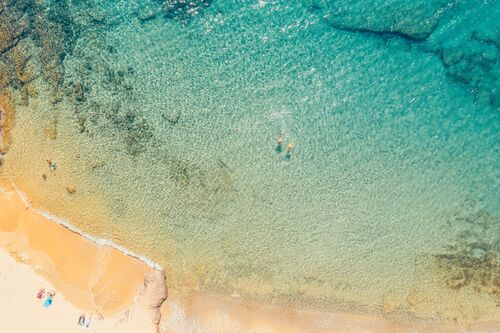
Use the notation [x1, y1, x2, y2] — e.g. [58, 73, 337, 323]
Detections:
[430, 205, 500, 298]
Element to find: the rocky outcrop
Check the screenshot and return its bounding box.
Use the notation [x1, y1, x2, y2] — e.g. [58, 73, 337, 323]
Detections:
[138, 269, 168, 332]
[0, 0, 82, 164]
[0, 0, 79, 95]
[0, 93, 14, 155]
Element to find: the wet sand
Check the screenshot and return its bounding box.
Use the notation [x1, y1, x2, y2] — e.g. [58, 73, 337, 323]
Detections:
[1, 187, 499, 333]
[159, 290, 500, 333]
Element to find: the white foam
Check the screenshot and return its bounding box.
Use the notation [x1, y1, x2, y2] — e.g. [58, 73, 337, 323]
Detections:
[7, 186, 163, 271]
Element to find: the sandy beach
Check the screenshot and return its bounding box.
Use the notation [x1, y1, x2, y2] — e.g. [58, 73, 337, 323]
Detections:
[1, 187, 499, 333]
[0, 248, 159, 333]
[0, 186, 166, 333]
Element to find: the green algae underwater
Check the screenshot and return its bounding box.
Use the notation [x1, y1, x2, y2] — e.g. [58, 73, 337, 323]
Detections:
[0, 0, 499, 325]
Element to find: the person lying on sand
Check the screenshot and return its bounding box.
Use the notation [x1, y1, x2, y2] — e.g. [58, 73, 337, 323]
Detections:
[86, 313, 93, 327]
[78, 313, 85, 326]
[43, 294, 53, 308]
[36, 288, 45, 299]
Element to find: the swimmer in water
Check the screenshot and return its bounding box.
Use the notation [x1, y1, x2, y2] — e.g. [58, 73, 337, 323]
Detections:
[47, 159, 57, 173]
[285, 142, 293, 159]
[276, 132, 285, 152]
[277, 132, 285, 145]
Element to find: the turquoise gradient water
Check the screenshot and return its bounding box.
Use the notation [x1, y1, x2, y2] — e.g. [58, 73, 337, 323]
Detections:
[1, 0, 499, 323]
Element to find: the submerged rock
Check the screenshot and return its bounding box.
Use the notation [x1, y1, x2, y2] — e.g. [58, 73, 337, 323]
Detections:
[430, 207, 500, 299]
[316, 0, 451, 40]
[65, 186, 76, 194]
[0, 93, 14, 154]
[0, 60, 12, 89]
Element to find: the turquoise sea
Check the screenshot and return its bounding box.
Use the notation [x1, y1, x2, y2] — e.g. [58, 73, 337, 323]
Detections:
[1, 0, 499, 325]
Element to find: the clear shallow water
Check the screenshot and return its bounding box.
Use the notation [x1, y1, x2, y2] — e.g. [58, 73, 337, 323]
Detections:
[1, 0, 499, 323]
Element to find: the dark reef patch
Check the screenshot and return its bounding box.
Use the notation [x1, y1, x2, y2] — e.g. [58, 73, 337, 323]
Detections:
[0, 92, 14, 154]
[161, 0, 212, 21]
[0, 0, 159, 157]
[0, 0, 80, 99]
[65, 45, 154, 157]
[0, 0, 81, 166]
[429, 31, 500, 109]
[430, 204, 500, 299]
[164, 155, 234, 195]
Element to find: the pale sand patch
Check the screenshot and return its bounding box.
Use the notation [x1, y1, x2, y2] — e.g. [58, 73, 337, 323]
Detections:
[159, 291, 500, 333]
[0, 248, 158, 333]
[160, 291, 452, 333]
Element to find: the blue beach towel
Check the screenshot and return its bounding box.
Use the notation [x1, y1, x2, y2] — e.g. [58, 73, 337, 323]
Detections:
[43, 296, 53, 308]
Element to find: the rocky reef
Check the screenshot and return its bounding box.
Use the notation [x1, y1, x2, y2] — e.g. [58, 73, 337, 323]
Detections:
[431, 204, 500, 300]
[0, 0, 81, 163]
[0, 92, 14, 160]
[312, 0, 499, 109]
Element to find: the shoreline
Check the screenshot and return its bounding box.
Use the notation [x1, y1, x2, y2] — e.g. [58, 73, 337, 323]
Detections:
[0, 247, 161, 333]
[0, 186, 167, 328]
[1, 187, 499, 332]
[13, 186, 163, 271]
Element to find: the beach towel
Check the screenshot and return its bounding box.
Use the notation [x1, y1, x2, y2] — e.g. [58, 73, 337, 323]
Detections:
[43, 296, 53, 308]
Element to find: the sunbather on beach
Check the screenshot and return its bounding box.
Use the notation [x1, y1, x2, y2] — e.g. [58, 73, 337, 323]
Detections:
[85, 313, 93, 327]
[78, 313, 85, 326]
[43, 295, 53, 308]
[36, 288, 45, 299]
[43, 291, 55, 308]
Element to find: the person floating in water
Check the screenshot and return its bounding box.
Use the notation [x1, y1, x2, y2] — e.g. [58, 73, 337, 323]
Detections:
[276, 132, 285, 153]
[46, 159, 57, 173]
[285, 142, 294, 159]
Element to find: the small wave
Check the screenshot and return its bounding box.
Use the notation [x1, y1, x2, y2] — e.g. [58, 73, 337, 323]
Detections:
[10, 186, 163, 271]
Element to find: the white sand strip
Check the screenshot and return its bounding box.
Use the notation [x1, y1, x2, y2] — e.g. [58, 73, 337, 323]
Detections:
[0, 248, 155, 333]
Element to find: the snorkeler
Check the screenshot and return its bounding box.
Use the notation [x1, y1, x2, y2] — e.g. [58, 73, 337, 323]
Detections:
[277, 132, 285, 145]
[276, 132, 285, 152]
[285, 143, 293, 159]
[47, 159, 57, 173]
